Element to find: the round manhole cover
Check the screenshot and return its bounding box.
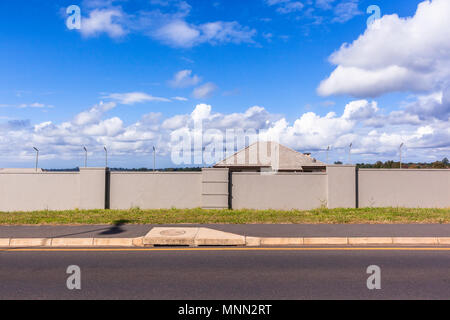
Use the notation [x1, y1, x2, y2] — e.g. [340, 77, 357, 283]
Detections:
[160, 229, 186, 237]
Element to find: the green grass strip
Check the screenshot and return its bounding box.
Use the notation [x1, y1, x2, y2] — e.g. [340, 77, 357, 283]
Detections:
[0, 207, 448, 225]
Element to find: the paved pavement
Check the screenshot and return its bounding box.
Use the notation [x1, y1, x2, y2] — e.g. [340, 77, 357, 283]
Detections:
[0, 225, 151, 238]
[1, 224, 450, 238]
[0, 248, 449, 299]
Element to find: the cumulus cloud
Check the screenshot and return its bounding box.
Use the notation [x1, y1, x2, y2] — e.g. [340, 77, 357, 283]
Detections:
[77, 1, 256, 47]
[80, 8, 127, 38]
[1, 97, 449, 166]
[342, 100, 378, 120]
[154, 20, 200, 47]
[318, 0, 450, 97]
[73, 101, 116, 126]
[403, 90, 450, 121]
[83, 117, 124, 136]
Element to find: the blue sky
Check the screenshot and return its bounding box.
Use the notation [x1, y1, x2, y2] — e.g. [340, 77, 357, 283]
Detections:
[0, 0, 449, 168]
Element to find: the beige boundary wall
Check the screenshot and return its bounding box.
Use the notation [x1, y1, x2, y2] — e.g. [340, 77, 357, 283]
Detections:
[0, 168, 105, 211]
[109, 169, 230, 210]
[0, 167, 448, 211]
[231, 172, 327, 210]
[109, 171, 203, 210]
[358, 169, 450, 208]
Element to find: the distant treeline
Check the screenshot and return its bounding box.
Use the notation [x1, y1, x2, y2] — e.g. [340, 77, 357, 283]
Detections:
[334, 158, 449, 169]
[43, 160, 450, 171]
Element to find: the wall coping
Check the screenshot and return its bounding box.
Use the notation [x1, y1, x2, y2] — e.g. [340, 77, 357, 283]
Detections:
[358, 169, 450, 172]
[232, 172, 327, 176]
[326, 165, 357, 168]
[109, 171, 202, 175]
[0, 172, 79, 175]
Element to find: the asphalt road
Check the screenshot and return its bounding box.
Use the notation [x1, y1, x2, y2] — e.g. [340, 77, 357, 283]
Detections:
[2, 224, 450, 238]
[1, 247, 450, 300]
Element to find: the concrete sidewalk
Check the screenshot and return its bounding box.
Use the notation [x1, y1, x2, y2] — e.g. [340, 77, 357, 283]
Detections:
[2, 224, 450, 238]
[0, 225, 151, 239]
[1, 225, 450, 248]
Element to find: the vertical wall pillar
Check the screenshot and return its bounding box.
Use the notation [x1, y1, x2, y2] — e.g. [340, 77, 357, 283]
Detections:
[201, 168, 229, 209]
[327, 165, 357, 209]
[79, 168, 107, 210]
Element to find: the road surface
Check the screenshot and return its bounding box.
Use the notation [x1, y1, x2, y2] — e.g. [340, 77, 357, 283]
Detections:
[1, 247, 450, 300]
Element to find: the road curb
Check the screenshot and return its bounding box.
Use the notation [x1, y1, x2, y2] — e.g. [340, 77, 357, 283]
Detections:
[0, 238, 134, 248]
[246, 237, 450, 247]
[348, 237, 393, 245]
[1, 235, 450, 248]
[260, 238, 304, 246]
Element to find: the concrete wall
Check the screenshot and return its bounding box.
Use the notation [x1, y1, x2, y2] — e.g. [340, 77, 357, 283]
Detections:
[327, 165, 356, 209]
[0, 172, 80, 211]
[80, 168, 106, 210]
[358, 169, 450, 208]
[109, 172, 202, 210]
[202, 168, 229, 209]
[231, 172, 327, 210]
[0, 167, 448, 212]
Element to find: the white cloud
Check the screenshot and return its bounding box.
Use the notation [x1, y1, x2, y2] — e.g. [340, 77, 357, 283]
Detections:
[154, 20, 200, 47]
[266, 0, 304, 14]
[9, 103, 54, 109]
[83, 117, 124, 136]
[342, 100, 378, 120]
[316, 0, 335, 10]
[80, 8, 127, 38]
[403, 89, 450, 121]
[191, 103, 212, 122]
[154, 20, 256, 48]
[192, 83, 217, 99]
[332, 0, 362, 23]
[34, 122, 52, 132]
[318, 65, 430, 98]
[82, 0, 116, 9]
[265, 0, 361, 24]
[172, 96, 189, 101]
[1, 96, 449, 166]
[162, 114, 189, 130]
[169, 70, 201, 88]
[73, 101, 116, 126]
[276, 2, 304, 14]
[199, 22, 256, 45]
[78, 1, 256, 47]
[318, 0, 450, 97]
[104, 92, 171, 105]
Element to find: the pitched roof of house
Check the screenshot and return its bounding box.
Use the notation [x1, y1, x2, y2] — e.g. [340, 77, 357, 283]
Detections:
[214, 141, 326, 171]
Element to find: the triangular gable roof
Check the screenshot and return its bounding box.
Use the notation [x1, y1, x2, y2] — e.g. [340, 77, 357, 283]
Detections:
[214, 141, 326, 171]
